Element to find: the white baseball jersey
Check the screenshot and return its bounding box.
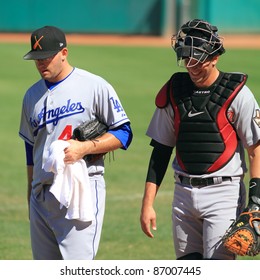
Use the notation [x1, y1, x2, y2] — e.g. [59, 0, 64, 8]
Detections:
[147, 83, 260, 177]
[19, 67, 130, 190]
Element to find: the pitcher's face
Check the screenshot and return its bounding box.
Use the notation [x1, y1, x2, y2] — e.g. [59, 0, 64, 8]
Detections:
[34, 48, 68, 83]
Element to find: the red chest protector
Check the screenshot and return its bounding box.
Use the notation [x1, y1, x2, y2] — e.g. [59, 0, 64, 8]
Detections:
[155, 72, 247, 174]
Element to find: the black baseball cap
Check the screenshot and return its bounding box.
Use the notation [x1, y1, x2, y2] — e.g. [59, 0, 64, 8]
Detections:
[23, 26, 67, 60]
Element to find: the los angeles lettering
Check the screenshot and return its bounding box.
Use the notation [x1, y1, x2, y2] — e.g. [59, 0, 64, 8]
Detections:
[30, 99, 85, 128]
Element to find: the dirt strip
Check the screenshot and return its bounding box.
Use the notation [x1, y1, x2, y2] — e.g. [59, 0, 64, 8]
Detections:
[0, 33, 260, 48]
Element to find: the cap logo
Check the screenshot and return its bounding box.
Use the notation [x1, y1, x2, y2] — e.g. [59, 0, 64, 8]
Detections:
[33, 35, 44, 50]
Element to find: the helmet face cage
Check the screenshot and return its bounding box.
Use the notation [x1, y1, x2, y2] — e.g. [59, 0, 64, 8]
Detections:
[172, 19, 225, 68]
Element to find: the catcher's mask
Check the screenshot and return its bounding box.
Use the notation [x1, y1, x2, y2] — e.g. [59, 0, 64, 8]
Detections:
[172, 19, 225, 68]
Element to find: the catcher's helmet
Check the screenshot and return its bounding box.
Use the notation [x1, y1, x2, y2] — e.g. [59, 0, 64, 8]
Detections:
[172, 19, 225, 67]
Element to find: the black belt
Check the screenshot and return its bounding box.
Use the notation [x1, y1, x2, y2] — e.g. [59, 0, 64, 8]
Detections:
[177, 175, 232, 188]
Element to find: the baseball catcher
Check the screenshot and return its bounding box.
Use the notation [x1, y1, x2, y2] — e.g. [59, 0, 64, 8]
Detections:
[72, 119, 108, 162]
[223, 178, 260, 256]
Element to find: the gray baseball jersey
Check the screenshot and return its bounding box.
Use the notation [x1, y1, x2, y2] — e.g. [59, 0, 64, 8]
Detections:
[19, 67, 129, 190]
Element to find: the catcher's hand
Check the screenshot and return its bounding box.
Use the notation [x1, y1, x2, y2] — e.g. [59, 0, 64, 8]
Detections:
[72, 119, 108, 162]
[222, 204, 260, 256]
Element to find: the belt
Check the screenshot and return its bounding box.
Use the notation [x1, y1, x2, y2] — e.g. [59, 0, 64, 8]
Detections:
[177, 175, 232, 188]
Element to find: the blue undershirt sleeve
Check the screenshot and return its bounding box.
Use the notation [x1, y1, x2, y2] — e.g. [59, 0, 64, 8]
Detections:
[25, 141, 34, 165]
[107, 122, 133, 150]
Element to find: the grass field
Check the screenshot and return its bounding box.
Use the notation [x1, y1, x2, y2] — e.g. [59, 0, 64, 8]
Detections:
[0, 42, 259, 260]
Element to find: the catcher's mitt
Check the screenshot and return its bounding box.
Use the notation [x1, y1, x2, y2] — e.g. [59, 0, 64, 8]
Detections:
[72, 119, 108, 162]
[222, 207, 260, 256]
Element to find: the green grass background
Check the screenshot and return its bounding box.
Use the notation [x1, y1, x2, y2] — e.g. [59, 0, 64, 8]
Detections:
[0, 42, 259, 260]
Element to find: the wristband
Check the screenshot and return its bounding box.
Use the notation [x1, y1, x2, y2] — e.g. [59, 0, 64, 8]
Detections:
[249, 178, 260, 205]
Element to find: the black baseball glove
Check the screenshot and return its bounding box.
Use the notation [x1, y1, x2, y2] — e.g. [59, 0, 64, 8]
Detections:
[72, 119, 108, 162]
[222, 205, 260, 256]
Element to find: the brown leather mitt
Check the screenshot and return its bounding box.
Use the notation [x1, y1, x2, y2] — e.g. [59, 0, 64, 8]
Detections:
[222, 209, 260, 256]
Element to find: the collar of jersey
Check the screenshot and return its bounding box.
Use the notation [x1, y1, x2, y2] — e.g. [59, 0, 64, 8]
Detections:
[45, 67, 75, 90]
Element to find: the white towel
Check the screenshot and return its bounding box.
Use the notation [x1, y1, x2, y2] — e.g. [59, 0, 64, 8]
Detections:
[43, 140, 94, 222]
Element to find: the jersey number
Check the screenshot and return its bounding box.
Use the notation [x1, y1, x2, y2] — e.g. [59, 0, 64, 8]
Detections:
[58, 125, 72, 140]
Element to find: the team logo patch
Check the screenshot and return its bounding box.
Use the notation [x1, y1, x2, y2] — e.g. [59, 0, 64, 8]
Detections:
[227, 109, 235, 123]
[253, 109, 260, 127]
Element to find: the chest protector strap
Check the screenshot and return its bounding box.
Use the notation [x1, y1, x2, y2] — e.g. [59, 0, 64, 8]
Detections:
[155, 72, 247, 174]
